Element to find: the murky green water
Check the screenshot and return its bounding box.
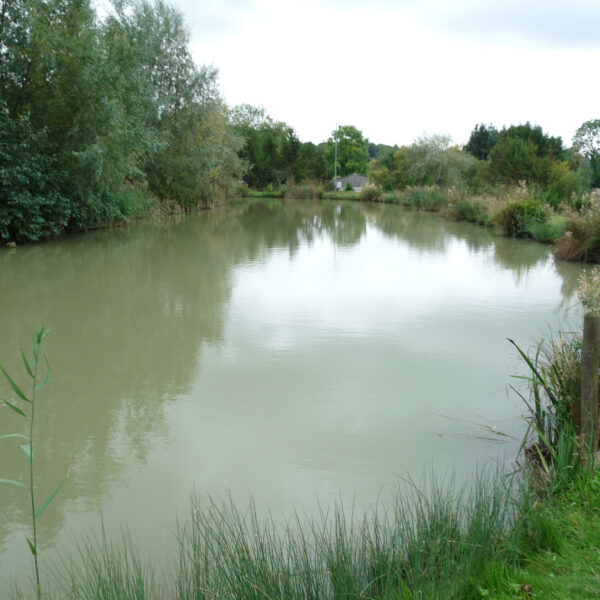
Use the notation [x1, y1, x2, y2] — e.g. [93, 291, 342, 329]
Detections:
[0, 200, 583, 591]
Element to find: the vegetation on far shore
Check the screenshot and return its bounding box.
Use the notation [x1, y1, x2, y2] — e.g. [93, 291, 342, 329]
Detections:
[3, 0, 600, 261]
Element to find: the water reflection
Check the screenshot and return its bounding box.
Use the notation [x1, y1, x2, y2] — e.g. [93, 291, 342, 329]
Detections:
[0, 200, 583, 591]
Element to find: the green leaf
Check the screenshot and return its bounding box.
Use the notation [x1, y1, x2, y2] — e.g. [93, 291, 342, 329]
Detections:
[0, 478, 26, 488]
[20, 344, 34, 378]
[20, 444, 32, 463]
[0, 433, 28, 440]
[35, 478, 66, 521]
[2, 399, 30, 420]
[35, 367, 50, 393]
[0, 364, 30, 403]
[26, 537, 37, 556]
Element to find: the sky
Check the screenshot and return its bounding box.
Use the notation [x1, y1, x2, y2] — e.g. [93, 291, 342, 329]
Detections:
[170, 0, 600, 147]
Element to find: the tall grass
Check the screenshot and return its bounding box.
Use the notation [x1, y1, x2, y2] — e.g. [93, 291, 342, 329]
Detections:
[39, 469, 524, 600]
[284, 181, 324, 200]
[53, 529, 157, 600]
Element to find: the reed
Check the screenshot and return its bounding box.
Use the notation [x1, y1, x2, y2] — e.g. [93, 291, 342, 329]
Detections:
[1, 327, 65, 600]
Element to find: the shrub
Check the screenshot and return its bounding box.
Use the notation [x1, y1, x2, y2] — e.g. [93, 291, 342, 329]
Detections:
[360, 183, 384, 202]
[494, 199, 547, 237]
[555, 210, 600, 262]
[528, 216, 569, 243]
[451, 199, 492, 226]
[0, 104, 71, 243]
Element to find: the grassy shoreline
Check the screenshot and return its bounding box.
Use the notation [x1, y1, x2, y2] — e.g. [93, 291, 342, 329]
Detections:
[7, 464, 599, 599]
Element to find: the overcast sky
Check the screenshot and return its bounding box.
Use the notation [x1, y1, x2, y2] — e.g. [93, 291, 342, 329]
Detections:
[170, 0, 599, 147]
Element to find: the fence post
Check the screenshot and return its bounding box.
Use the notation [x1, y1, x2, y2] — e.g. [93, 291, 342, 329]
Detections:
[581, 312, 600, 456]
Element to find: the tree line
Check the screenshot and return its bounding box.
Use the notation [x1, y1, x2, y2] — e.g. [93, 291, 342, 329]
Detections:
[368, 121, 600, 205]
[1, 0, 244, 242]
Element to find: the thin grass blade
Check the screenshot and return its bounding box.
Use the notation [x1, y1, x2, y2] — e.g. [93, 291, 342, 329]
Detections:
[20, 345, 34, 378]
[533, 426, 559, 463]
[0, 364, 30, 402]
[533, 444, 551, 475]
[35, 478, 66, 521]
[508, 338, 558, 407]
[2, 399, 30, 420]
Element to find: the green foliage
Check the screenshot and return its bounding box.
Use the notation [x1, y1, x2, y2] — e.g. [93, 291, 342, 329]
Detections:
[403, 135, 480, 188]
[464, 123, 500, 160]
[548, 169, 586, 205]
[230, 104, 315, 188]
[528, 216, 569, 243]
[487, 137, 539, 184]
[326, 124, 370, 177]
[494, 198, 547, 237]
[556, 210, 600, 262]
[574, 119, 600, 188]
[451, 199, 492, 226]
[484, 123, 566, 188]
[0, 103, 71, 242]
[504, 122, 564, 159]
[510, 334, 582, 492]
[0, 0, 244, 242]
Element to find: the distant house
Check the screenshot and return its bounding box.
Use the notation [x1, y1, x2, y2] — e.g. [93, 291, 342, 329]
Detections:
[334, 173, 368, 192]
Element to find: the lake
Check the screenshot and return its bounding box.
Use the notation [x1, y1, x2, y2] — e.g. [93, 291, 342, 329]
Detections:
[0, 199, 583, 592]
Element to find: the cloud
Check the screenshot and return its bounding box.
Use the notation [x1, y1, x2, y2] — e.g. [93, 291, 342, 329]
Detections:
[415, 0, 600, 49]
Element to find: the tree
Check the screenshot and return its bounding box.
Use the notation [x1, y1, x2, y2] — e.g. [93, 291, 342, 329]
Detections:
[326, 125, 370, 178]
[483, 123, 566, 187]
[486, 137, 538, 184]
[574, 119, 600, 188]
[503, 122, 564, 159]
[0, 0, 246, 241]
[464, 124, 500, 160]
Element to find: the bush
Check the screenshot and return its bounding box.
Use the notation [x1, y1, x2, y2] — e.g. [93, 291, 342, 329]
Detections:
[548, 171, 586, 207]
[360, 183, 384, 202]
[555, 210, 600, 262]
[0, 104, 71, 243]
[451, 199, 492, 226]
[528, 216, 569, 243]
[494, 199, 547, 237]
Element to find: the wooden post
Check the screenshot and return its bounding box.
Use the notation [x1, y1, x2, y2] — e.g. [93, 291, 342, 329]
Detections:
[581, 312, 600, 455]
